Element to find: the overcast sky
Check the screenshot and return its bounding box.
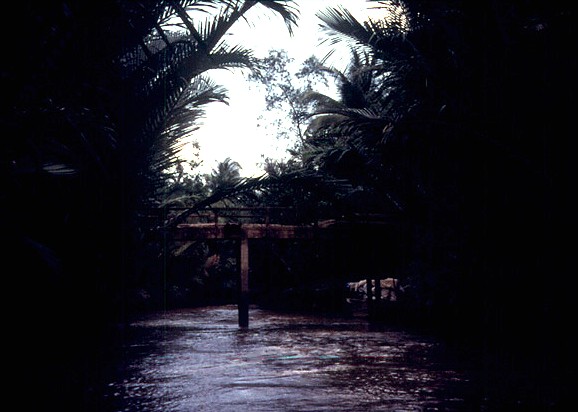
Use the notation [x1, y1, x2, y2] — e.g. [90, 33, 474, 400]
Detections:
[180, 0, 383, 177]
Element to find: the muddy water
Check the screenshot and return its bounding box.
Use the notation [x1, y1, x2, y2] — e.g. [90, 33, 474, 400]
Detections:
[103, 306, 480, 411]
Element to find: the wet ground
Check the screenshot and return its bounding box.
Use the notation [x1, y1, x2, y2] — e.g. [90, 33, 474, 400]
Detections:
[99, 305, 486, 411]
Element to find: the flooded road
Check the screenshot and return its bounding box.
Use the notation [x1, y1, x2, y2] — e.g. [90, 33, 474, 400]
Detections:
[102, 305, 481, 411]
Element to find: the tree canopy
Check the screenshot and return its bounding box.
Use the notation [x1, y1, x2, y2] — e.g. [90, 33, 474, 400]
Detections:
[2, 1, 575, 409]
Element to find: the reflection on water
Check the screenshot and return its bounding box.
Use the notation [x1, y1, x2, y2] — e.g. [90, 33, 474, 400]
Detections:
[103, 306, 479, 411]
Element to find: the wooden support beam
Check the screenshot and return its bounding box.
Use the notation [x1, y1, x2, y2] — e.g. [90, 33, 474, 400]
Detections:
[173, 223, 320, 241]
[374, 277, 382, 303]
[238, 237, 249, 328]
[366, 276, 374, 319]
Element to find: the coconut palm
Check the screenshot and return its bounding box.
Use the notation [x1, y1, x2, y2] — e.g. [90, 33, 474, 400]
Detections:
[299, 51, 405, 213]
[1, 0, 300, 357]
[118, 1, 299, 201]
[307, 2, 576, 381]
[205, 157, 243, 193]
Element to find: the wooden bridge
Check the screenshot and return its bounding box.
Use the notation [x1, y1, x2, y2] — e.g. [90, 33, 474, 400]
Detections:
[163, 207, 395, 327]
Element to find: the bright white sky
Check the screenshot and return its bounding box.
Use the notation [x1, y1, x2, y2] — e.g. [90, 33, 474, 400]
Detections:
[181, 0, 384, 177]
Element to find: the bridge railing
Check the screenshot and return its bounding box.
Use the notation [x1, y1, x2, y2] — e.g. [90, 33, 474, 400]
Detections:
[139, 206, 313, 228]
[140, 206, 398, 232]
[182, 207, 300, 226]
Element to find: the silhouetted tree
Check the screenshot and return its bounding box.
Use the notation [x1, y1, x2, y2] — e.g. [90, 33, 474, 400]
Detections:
[298, 2, 575, 406]
[1, 1, 299, 409]
[205, 157, 243, 194]
[249, 50, 330, 151]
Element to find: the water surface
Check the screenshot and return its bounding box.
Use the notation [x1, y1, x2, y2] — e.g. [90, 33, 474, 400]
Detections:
[103, 305, 479, 411]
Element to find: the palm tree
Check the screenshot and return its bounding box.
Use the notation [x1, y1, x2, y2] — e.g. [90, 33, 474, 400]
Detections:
[2, 0, 300, 357]
[118, 1, 299, 199]
[299, 51, 405, 213]
[3, 2, 301, 408]
[307, 2, 577, 383]
[205, 157, 243, 193]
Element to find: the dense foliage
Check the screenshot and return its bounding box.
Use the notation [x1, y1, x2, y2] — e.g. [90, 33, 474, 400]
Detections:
[2, 1, 575, 409]
[2, 1, 298, 409]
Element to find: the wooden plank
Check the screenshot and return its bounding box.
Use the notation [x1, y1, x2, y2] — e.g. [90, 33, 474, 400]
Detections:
[366, 276, 374, 319]
[238, 237, 249, 328]
[244, 224, 317, 239]
[170, 220, 394, 241]
[173, 223, 320, 240]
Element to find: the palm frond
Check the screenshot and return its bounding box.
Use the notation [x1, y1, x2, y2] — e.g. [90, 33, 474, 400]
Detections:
[158, 1, 224, 25]
[200, 1, 298, 49]
[253, 1, 300, 36]
[180, 76, 230, 108]
[317, 4, 413, 66]
[312, 106, 382, 121]
[196, 6, 236, 48]
[120, 0, 302, 209]
[163, 169, 352, 228]
[300, 90, 344, 110]
[317, 6, 374, 60]
[209, 42, 255, 70]
[150, 76, 229, 183]
[132, 1, 291, 143]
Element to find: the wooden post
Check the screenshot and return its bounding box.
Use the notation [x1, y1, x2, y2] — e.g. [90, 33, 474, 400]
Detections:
[238, 236, 250, 327]
[374, 276, 381, 319]
[374, 277, 382, 302]
[366, 276, 373, 319]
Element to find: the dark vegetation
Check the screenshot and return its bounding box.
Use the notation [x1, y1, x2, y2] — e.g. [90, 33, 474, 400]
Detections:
[2, 1, 575, 410]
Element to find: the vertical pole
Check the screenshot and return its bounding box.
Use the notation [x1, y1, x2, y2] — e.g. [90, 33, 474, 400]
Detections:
[239, 236, 250, 327]
[366, 276, 373, 319]
[374, 276, 381, 319]
[374, 276, 382, 302]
